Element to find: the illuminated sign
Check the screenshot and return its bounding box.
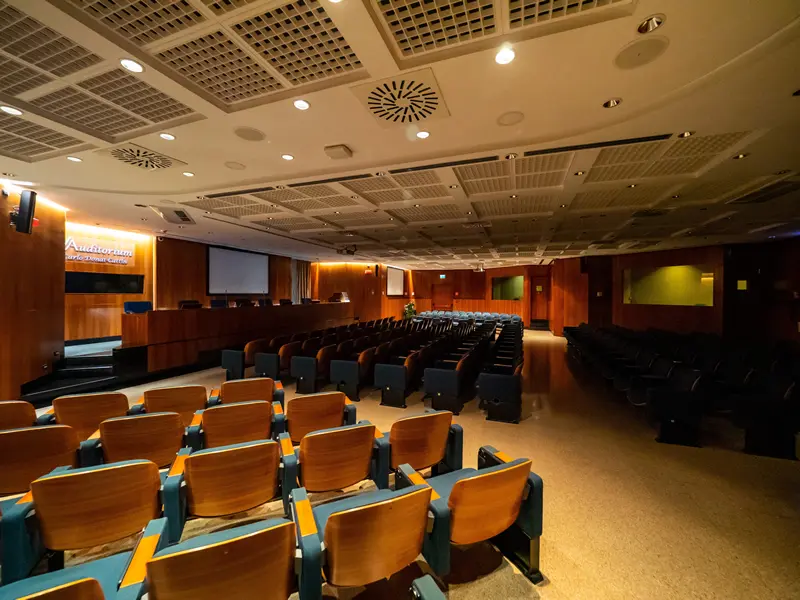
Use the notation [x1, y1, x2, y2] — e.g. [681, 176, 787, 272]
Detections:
[65, 236, 135, 266]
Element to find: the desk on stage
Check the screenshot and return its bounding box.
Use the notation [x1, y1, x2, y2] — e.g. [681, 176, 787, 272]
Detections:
[121, 303, 355, 372]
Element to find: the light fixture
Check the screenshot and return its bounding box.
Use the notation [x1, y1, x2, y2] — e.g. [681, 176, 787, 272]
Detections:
[66, 156, 82, 163]
[505, 153, 518, 160]
[334, 211, 340, 214]
[414, 204, 420, 208]
[120, 58, 144, 73]
[0, 105, 22, 116]
[560, 204, 566, 208]
[510, 194, 518, 199]
[733, 153, 749, 160]
[182, 171, 194, 177]
[495, 45, 515, 65]
[2, 172, 15, 177]
[603, 98, 622, 108]
[281, 154, 294, 161]
[2, 179, 34, 186]
[204, 211, 211, 215]
[575, 170, 585, 176]
[293, 99, 310, 110]
[638, 14, 665, 34]
[775, 170, 790, 175]
[160, 133, 175, 141]
[449, 185, 459, 189]
[627, 184, 637, 188]
[467, 211, 472, 215]
[672, 194, 680, 199]
[416, 130, 430, 139]
[389, 217, 394, 221]
[678, 131, 694, 138]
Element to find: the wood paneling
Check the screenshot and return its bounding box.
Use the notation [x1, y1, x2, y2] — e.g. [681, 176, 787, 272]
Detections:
[612, 246, 724, 334]
[452, 299, 524, 315]
[310, 263, 382, 322]
[586, 256, 613, 327]
[65, 227, 153, 341]
[0, 187, 65, 398]
[270, 255, 292, 301]
[550, 258, 589, 336]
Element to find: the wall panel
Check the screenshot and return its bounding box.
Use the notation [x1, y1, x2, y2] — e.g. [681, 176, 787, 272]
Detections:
[550, 258, 588, 336]
[310, 263, 382, 322]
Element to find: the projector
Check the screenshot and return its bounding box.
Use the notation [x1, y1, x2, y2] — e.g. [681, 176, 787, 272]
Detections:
[473, 262, 485, 273]
[336, 245, 357, 256]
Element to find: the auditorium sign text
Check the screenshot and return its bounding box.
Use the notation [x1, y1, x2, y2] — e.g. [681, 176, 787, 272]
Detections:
[65, 236, 136, 266]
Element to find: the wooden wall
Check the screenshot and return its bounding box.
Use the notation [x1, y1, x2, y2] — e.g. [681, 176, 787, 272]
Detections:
[0, 188, 65, 398]
[155, 238, 292, 309]
[310, 262, 383, 322]
[65, 225, 153, 341]
[611, 246, 725, 335]
[550, 258, 589, 336]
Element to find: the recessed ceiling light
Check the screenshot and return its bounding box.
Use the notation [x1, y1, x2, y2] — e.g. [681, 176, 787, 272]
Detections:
[638, 14, 665, 34]
[449, 185, 459, 189]
[281, 154, 294, 161]
[120, 58, 144, 73]
[495, 45, 515, 65]
[178, 225, 185, 229]
[603, 98, 622, 108]
[66, 156, 82, 163]
[0, 105, 22, 116]
[574, 171, 585, 176]
[268, 217, 273, 220]
[467, 211, 472, 215]
[733, 153, 749, 160]
[182, 171, 194, 177]
[677, 131, 694, 138]
[204, 211, 211, 215]
[775, 170, 790, 175]
[160, 133, 175, 141]
[505, 153, 518, 160]
[389, 217, 394, 221]
[509, 194, 517, 199]
[627, 184, 637, 188]
[140, 217, 148, 221]
[416, 131, 430, 139]
[293, 99, 310, 110]
[560, 204, 566, 208]
[414, 204, 420, 208]
[334, 211, 340, 214]
[672, 195, 680, 199]
[2, 172, 15, 177]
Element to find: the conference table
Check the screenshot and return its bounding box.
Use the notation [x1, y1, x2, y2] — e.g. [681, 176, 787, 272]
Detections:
[121, 302, 355, 372]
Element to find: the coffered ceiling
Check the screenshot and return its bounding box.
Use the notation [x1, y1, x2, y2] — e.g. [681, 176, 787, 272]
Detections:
[1, 0, 799, 268]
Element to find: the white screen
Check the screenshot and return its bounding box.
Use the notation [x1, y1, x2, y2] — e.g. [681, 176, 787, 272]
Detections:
[208, 247, 269, 294]
[387, 267, 404, 296]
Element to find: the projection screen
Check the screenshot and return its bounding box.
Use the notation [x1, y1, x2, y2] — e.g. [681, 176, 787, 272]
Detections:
[208, 246, 269, 294]
[387, 266, 404, 296]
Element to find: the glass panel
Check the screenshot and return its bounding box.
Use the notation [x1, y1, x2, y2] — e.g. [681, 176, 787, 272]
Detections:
[623, 265, 714, 307]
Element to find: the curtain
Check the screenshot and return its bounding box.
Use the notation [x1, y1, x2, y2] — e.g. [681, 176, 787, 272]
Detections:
[293, 259, 311, 303]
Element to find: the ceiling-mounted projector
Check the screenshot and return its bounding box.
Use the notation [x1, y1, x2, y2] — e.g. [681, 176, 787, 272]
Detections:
[473, 262, 485, 273]
[336, 245, 357, 256]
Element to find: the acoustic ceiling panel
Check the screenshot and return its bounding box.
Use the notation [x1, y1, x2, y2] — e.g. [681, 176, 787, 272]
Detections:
[462, 177, 512, 195]
[392, 170, 440, 187]
[454, 160, 510, 180]
[515, 171, 566, 189]
[67, 0, 206, 46]
[584, 162, 646, 183]
[203, 0, 260, 15]
[232, 0, 362, 85]
[77, 69, 195, 123]
[593, 140, 666, 166]
[157, 31, 283, 104]
[264, 216, 321, 230]
[215, 205, 275, 217]
[30, 86, 148, 136]
[0, 114, 84, 150]
[474, 195, 554, 217]
[0, 1, 103, 77]
[509, 0, 628, 29]
[253, 188, 305, 202]
[377, 0, 496, 57]
[182, 197, 235, 210]
[642, 155, 714, 177]
[343, 176, 398, 194]
[363, 189, 409, 204]
[0, 56, 52, 96]
[292, 183, 340, 197]
[664, 132, 749, 158]
[389, 203, 463, 222]
[315, 195, 359, 208]
[409, 184, 450, 199]
[283, 198, 329, 211]
[324, 211, 394, 226]
[516, 152, 572, 173]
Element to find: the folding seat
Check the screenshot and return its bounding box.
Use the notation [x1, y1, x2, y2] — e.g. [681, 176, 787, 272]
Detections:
[0, 400, 36, 431]
[612, 348, 658, 393]
[335, 338, 354, 360]
[425, 349, 483, 414]
[291, 332, 309, 343]
[163, 438, 295, 544]
[1, 460, 167, 596]
[221, 337, 272, 381]
[78, 412, 189, 475]
[291, 343, 338, 394]
[479, 362, 524, 423]
[645, 366, 705, 445]
[129, 385, 210, 427]
[627, 357, 676, 407]
[329, 346, 376, 401]
[0, 426, 79, 517]
[733, 376, 798, 459]
[374, 350, 422, 408]
[376, 410, 462, 478]
[282, 392, 356, 447]
[396, 445, 543, 583]
[36, 392, 131, 441]
[208, 377, 284, 408]
[186, 400, 284, 450]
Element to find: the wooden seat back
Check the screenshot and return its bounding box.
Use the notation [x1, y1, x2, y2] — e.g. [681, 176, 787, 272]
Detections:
[17, 578, 105, 600]
[185, 441, 280, 516]
[100, 413, 184, 468]
[0, 426, 79, 495]
[31, 461, 160, 550]
[243, 338, 271, 366]
[357, 347, 375, 380]
[316, 344, 337, 376]
[268, 334, 290, 352]
[144, 385, 207, 427]
[53, 393, 129, 440]
[299, 424, 375, 492]
[0, 400, 35, 431]
[448, 460, 531, 545]
[389, 411, 452, 470]
[286, 392, 346, 444]
[279, 341, 303, 370]
[146, 520, 295, 600]
[325, 487, 431, 587]
[201, 401, 272, 448]
[220, 378, 274, 404]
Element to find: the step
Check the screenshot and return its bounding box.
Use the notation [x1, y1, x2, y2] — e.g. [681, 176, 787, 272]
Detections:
[55, 364, 115, 378]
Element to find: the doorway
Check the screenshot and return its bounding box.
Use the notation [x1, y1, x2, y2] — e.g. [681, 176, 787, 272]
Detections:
[530, 276, 549, 329]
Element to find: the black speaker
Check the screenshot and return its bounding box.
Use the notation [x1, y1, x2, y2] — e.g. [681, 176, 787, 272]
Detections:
[16, 190, 37, 234]
[580, 256, 589, 274]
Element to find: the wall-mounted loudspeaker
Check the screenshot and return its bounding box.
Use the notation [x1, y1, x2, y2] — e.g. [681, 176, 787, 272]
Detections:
[16, 190, 37, 234]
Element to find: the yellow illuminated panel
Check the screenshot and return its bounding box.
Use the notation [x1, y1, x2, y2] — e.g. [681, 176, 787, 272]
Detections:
[623, 265, 715, 307]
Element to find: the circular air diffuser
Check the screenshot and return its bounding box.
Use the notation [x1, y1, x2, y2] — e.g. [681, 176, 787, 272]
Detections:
[367, 80, 439, 123]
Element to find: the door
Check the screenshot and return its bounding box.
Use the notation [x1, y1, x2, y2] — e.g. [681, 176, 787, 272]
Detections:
[432, 283, 454, 311]
[531, 276, 549, 321]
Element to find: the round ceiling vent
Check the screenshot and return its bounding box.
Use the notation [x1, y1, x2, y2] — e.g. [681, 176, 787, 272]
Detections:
[497, 111, 525, 126]
[614, 37, 669, 70]
[234, 127, 266, 142]
[367, 79, 439, 123]
[224, 161, 246, 170]
[110, 146, 172, 170]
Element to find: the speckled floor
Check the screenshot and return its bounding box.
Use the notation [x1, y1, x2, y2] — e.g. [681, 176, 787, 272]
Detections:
[102, 331, 800, 599]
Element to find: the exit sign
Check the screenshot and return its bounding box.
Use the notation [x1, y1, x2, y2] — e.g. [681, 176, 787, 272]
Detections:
[439, 274, 446, 279]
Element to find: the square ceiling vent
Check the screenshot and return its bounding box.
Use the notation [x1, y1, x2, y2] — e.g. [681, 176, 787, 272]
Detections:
[351, 68, 450, 127]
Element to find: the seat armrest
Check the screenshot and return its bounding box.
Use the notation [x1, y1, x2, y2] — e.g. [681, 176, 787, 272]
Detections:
[274, 381, 285, 409]
[477, 445, 514, 469]
[272, 401, 286, 437]
[186, 410, 204, 451]
[279, 433, 298, 513]
[443, 424, 463, 472]
[35, 407, 55, 426]
[128, 399, 146, 415]
[372, 431, 390, 490]
[118, 517, 170, 600]
[343, 402, 356, 425]
[0, 495, 39, 585]
[517, 471, 544, 539]
[411, 575, 446, 600]
[162, 449, 191, 544]
[207, 389, 221, 406]
[290, 488, 323, 599]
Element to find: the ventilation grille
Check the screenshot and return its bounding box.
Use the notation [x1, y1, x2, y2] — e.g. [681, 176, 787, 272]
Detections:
[0, 56, 52, 96]
[509, 0, 628, 29]
[100, 143, 186, 171]
[727, 181, 800, 205]
[157, 31, 283, 104]
[31, 87, 148, 136]
[203, 0, 259, 14]
[352, 69, 449, 127]
[0, 113, 86, 159]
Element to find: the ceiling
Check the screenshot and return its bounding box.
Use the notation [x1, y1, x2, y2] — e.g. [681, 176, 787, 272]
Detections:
[1, 0, 799, 268]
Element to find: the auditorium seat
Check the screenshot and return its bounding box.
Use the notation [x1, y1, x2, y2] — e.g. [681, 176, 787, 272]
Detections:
[178, 300, 203, 309]
[646, 366, 705, 446]
[37, 392, 132, 440]
[283, 391, 356, 445]
[187, 400, 283, 450]
[374, 351, 421, 408]
[379, 410, 462, 475]
[329, 346, 376, 401]
[1, 460, 167, 595]
[733, 376, 798, 459]
[0, 400, 36, 430]
[478, 362, 524, 423]
[129, 385, 210, 427]
[221, 337, 272, 380]
[255, 340, 303, 380]
[209, 298, 227, 308]
[290, 343, 337, 394]
[123, 300, 152, 314]
[209, 377, 284, 408]
[396, 445, 543, 583]
[162, 439, 294, 543]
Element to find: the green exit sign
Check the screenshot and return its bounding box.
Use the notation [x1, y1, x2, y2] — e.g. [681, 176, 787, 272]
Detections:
[439, 274, 446, 279]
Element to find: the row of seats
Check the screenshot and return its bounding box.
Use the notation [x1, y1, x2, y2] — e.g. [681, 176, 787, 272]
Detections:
[0, 393, 544, 599]
[477, 320, 525, 423]
[418, 311, 523, 323]
[124, 298, 326, 313]
[564, 323, 799, 458]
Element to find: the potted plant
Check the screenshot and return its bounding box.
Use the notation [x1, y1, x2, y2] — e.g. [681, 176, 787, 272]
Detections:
[403, 301, 417, 319]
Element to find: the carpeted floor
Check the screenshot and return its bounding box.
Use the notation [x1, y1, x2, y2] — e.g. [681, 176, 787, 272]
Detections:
[67, 331, 800, 599]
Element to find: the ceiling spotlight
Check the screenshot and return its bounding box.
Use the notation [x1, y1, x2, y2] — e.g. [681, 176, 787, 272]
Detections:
[560, 204, 566, 208]
[414, 204, 420, 208]
[672, 194, 680, 199]
[2, 172, 15, 177]
[495, 45, 515, 65]
[677, 131, 694, 138]
[66, 156, 82, 163]
[467, 211, 472, 215]
[160, 133, 175, 141]
[449, 185, 459, 189]
[775, 170, 791, 175]
[574, 170, 585, 176]
[182, 171, 194, 177]
[293, 99, 310, 110]
[627, 184, 637, 188]
[638, 14, 665, 34]
[733, 153, 749, 160]
[204, 211, 211, 215]
[334, 211, 340, 214]
[603, 98, 622, 108]
[389, 217, 394, 221]
[510, 194, 518, 199]
[281, 154, 294, 161]
[120, 58, 144, 73]
[416, 131, 430, 139]
[0, 105, 22, 116]
[505, 153, 518, 160]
